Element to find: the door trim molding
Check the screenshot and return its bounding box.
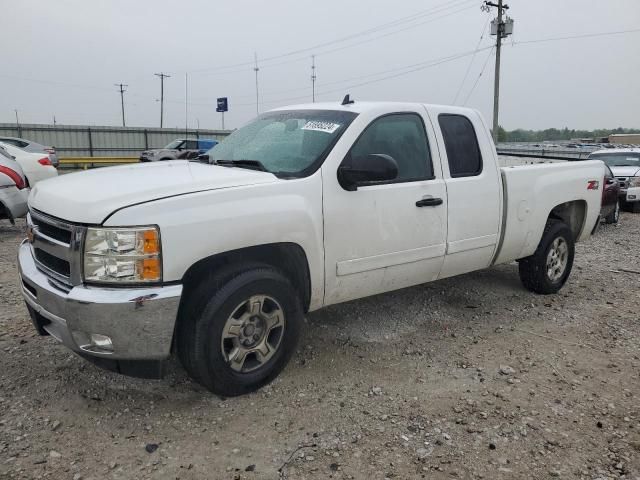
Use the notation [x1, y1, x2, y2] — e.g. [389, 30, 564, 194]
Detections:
[336, 244, 446, 277]
[447, 234, 497, 255]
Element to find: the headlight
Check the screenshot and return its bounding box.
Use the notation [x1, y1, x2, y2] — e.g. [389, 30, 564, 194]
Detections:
[83, 226, 162, 284]
[629, 177, 640, 187]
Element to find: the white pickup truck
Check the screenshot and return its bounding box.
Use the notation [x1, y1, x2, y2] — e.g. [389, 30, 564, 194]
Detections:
[18, 101, 604, 396]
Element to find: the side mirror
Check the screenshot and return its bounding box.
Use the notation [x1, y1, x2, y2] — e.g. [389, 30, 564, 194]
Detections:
[606, 177, 616, 185]
[197, 154, 210, 162]
[338, 153, 398, 191]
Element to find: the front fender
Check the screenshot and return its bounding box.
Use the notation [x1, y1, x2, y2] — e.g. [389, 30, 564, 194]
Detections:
[104, 174, 325, 310]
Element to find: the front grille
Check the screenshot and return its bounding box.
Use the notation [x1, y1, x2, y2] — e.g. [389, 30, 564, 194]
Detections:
[616, 177, 629, 188]
[34, 248, 71, 276]
[37, 221, 72, 244]
[28, 210, 85, 286]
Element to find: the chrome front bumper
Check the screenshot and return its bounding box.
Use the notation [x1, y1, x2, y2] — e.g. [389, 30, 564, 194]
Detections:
[18, 241, 182, 361]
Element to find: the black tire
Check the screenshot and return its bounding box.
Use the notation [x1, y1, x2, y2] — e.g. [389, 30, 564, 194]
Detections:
[177, 264, 302, 396]
[518, 220, 575, 295]
[631, 202, 640, 213]
[604, 200, 620, 224]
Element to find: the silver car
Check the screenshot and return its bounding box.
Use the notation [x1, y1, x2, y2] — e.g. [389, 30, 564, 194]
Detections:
[0, 145, 29, 224]
[0, 136, 59, 167]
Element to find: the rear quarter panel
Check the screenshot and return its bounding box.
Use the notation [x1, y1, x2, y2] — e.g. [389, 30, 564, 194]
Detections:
[494, 160, 604, 264]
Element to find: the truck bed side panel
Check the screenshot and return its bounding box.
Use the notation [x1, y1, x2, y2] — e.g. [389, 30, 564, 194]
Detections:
[494, 160, 604, 265]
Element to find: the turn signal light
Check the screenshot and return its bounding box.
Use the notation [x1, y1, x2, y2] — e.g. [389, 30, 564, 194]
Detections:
[138, 258, 161, 281]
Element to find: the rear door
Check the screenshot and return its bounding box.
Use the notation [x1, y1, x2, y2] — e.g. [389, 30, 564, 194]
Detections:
[322, 110, 448, 305]
[427, 108, 502, 279]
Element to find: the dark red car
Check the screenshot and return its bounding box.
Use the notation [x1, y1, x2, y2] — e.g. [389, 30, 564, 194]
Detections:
[601, 165, 620, 224]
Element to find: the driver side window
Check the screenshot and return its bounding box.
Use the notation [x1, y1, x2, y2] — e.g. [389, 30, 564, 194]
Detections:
[349, 113, 434, 182]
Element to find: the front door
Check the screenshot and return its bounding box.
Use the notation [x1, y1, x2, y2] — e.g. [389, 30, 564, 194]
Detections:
[322, 111, 448, 305]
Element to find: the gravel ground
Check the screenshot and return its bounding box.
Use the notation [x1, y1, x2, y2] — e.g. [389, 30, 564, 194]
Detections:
[1, 215, 639, 480]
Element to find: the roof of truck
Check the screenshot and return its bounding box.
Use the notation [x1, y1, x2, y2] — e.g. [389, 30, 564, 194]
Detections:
[270, 100, 478, 115]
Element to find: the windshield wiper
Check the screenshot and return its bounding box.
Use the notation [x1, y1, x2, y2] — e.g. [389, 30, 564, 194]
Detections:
[214, 159, 268, 172]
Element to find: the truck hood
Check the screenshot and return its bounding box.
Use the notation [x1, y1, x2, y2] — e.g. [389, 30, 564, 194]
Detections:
[609, 165, 640, 177]
[29, 161, 277, 224]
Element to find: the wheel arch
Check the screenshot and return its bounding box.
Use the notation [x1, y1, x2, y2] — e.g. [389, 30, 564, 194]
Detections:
[547, 200, 587, 240]
[180, 242, 312, 313]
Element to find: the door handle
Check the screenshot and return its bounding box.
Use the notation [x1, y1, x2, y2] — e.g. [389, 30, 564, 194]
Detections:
[416, 197, 443, 207]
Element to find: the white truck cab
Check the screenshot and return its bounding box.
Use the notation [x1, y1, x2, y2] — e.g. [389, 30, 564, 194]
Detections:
[18, 101, 604, 396]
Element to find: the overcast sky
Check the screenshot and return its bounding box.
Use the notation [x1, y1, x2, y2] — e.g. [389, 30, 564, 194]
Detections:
[1, 0, 639, 131]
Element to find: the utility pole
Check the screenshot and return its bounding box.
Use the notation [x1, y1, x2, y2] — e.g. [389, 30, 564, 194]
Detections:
[114, 83, 128, 126]
[253, 52, 260, 115]
[484, 0, 513, 143]
[14, 109, 21, 137]
[311, 55, 317, 103]
[154, 73, 171, 128]
[184, 73, 188, 138]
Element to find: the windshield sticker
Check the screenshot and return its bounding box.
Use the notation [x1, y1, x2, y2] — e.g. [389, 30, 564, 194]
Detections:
[301, 121, 341, 134]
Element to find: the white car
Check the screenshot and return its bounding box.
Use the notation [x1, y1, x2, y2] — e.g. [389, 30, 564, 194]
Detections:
[0, 142, 58, 186]
[0, 145, 29, 223]
[589, 149, 640, 212]
[18, 101, 604, 396]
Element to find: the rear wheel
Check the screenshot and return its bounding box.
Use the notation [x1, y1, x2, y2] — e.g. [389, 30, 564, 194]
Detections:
[604, 200, 620, 224]
[519, 220, 575, 294]
[177, 265, 302, 396]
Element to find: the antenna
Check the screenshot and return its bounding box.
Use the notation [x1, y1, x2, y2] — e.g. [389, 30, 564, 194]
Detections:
[341, 94, 354, 106]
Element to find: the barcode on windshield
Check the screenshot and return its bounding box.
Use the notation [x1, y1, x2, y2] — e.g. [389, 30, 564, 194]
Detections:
[301, 121, 341, 134]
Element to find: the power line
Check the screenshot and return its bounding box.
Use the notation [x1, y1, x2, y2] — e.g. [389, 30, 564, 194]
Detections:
[114, 83, 127, 126]
[3, 25, 640, 123]
[463, 46, 495, 106]
[453, 16, 491, 105]
[3, 25, 637, 107]
[233, 46, 494, 109]
[188, 0, 477, 74]
[513, 27, 640, 45]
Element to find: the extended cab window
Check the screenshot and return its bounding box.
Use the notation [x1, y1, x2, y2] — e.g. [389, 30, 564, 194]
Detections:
[348, 113, 433, 182]
[438, 114, 482, 177]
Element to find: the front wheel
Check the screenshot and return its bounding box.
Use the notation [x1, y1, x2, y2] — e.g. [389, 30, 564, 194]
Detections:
[519, 220, 575, 294]
[178, 265, 302, 396]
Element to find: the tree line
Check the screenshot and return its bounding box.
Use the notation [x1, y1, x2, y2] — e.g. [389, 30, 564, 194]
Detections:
[496, 126, 640, 143]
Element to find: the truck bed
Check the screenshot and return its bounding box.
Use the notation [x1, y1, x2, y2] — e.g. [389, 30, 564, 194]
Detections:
[493, 160, 604, 265]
